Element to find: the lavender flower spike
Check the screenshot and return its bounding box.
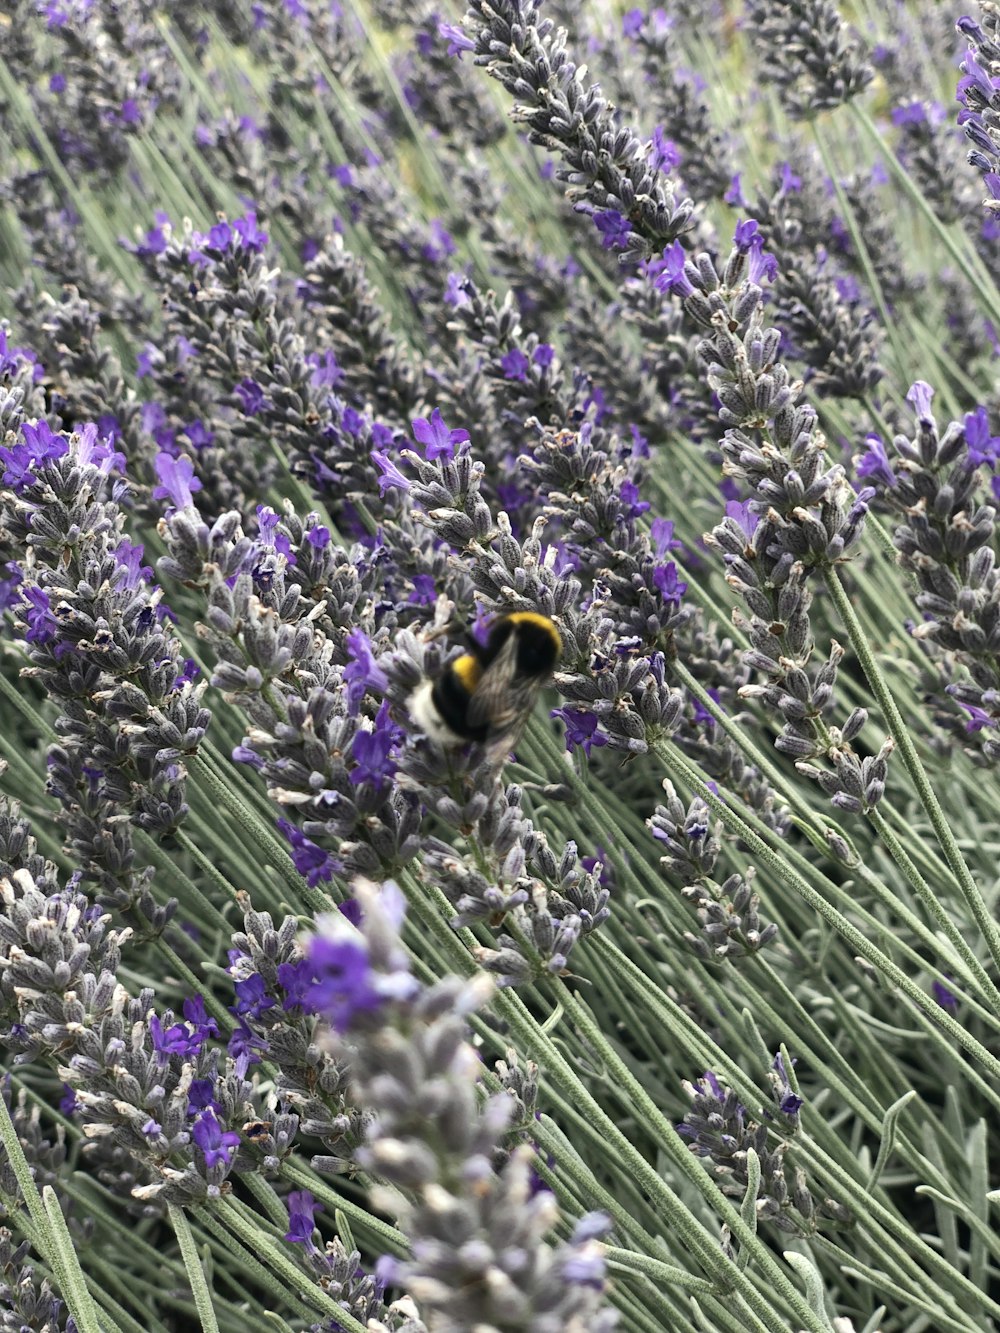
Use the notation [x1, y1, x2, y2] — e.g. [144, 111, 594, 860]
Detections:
[744, 0, 873, 119]
[463, 0, 694, 258]
[310, 879, 619, 1331]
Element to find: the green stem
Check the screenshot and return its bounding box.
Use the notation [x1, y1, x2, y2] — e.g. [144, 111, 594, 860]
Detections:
[849, 102, 1000, 321]
[811, 123, 909, 381]
[867, 807, 1000, 1013]
[823, 568, 1000, 984]
[400, 870, 822, 1329]
[168, 1205, 221, 1333]
[495, 988, 822, 1332]
[654, 737, 1000, 1082]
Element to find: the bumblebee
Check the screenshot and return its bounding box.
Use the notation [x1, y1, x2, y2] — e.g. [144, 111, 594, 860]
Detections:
[409, 611, 561, 755]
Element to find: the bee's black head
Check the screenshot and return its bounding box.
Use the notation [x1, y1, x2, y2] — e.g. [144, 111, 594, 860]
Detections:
[484, 612, 561, 678]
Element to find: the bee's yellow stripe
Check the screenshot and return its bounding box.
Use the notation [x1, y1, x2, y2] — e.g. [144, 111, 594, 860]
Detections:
[451, 653, 482, 691]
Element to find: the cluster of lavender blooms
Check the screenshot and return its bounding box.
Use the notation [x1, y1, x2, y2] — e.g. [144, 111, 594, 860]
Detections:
[0, 1228, 76, 1333]
[157, 478, 425, 883]
[679, 1055, 851, 1238]
[656, 225, 894, 816]
[0, 797, 243, 1207]
[0, 385, 209, 926]
[957, 10, 1000, 201]
[745, 167, 887, 404]
[855, 384, 1000, 761]
[285, 880, 618, 1332]
[743, 0, 873, 118]
[462, 0, 696, 260]
[649, 783, 779, 962]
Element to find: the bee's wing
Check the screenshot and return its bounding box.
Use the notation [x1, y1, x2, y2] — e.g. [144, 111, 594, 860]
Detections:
[465, 633, 541, 736]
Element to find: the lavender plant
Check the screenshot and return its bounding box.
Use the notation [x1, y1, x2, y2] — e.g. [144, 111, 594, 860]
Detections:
[0, 2, 999, 1331]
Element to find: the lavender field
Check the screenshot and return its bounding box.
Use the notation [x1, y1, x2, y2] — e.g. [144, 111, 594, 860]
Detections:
[1, 1, 1000, 1330]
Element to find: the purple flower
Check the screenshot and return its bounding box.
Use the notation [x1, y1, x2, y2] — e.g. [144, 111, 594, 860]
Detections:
[344, 628, 389, 713]
[691, 686, 722, 726]
[533, 343, 555, 368]
[553, 707, 607, 758]
[650, 518, 680, 557]
[308, 349, 344, 390]
[652, 562, 686, 604]
[649, 240, 693, 297]
[932, 977, 959, 1013]
[724, 173, 746, 207]
[0, 329, 29, 377]
[278, 933, 382, 1031]
[734, 218, 760, 250]
[409, 573, 436, 605]
[0, 564, 22, 615]
[779, 162, 802, 192]
[592, 209, 631, 250]
[892, 101, 927, 127]
[21, 587, 57, 645]
[958, 49, 999, 105]
[371, 450, 411, 497]
[746, 238, 778, 285]
[76, 421, 124, 474]
[149, 1014, 203, 1062]
[232, 973, 277, 1020]
[188, 1078, 221, 1115]
[59, 1084, 79, 1116]
[113, 539, 152, 591]
[227, 1020, 268, 1077]
[284, 1189, 322, 1245]
[649, 125, 681, 173]
[208, 219, 233, 250]
[233, 212, 268, 250]
[339, 898, 363, 927]
[964, 406, 1000, 467]
[350, 703, 401, 795]
[906, 380, 935, 423]
[423, 219, 456, 263]
[175, 336, 198, 365]
[411, 408, 470, 462]
[622, 7, 643, 37]
[855, 433, 897, 489]
[235, 378, 266, 414]
[153, 452, 202, 510]
[438, 21, 475, 57]
[176, 658, 200, 686]
[191, 1108, 241, 1169]
[500, 347, 530, 381]
[96, 412, 120, 443]
[725, 499, 760, 540]
[181, 419, 213, 450]
[0, 419, 68, 492]
[733, 221, 777, 284]
[276, 819, 343, 887]
[183, 994, 220, 1041]
[961, 703, 996, 733]
[444, 271, 471, 307]
[136, 223, 167, 259]
[619, 478, 650, 518]
[629, 423, 649, 458]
